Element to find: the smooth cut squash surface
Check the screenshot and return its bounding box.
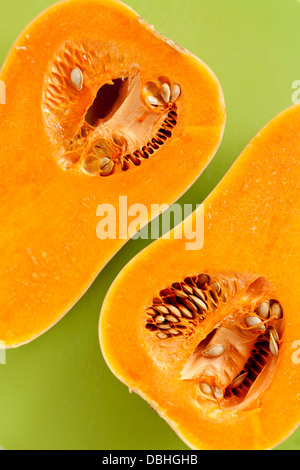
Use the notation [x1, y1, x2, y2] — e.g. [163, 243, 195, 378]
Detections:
[0, 0, 225, 347]
[100, 104, 300, 450]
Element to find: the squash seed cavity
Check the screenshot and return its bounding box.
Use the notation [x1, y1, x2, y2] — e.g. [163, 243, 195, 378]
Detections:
[144, 272, 284, 411]
[43, 40, 180, 177]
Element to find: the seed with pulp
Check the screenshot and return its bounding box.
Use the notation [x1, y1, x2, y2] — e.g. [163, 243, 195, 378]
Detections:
[169, 329, 180, 336]
[147, 95, 164, 107]
[70, 67, 84, 90]
[214, 386, 224, 401]
[161, 83, 171, 103]
[167, 305, 182, 318]
[112, 133, 128, 150]
[183, 298, 198, 314]
[178, 305, 194, 319]
[182, 284, 194, 295]
[244, 315, 266, 332]
[268, 326, 280, 344]
[146, 308, 157, 316]
[157, 332, 168, 340]
[199, 382, 213, 398]
[269, 330, 279, 357]
[155, 316, 165, 324]
[231, 372, 248, 389]
[256, 301, 270, 319]
[192, 287, 206, 301]
[202, 344, 226, 358]
[171, 84, 181, 102]
[158, 324, 171, 331]
[209, 290, 219, 305]
[165, 315, 179, 323]
[270, 302, 283, 319]
[82, 155, 100, 176]
[94, 141, 111, 157]
[197, 273, 210, 286]
[173, 289, 188, 299]
[215, 282, 221, 294]
[60, 151, 81, 169]
[154, 305, 169, 315]
[99, 157, 111, 169]
[190, 295, 208, 311]
[100, 160, 114, 176]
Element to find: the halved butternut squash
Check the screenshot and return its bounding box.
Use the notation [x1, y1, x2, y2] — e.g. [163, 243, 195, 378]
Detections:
[100, 103, 300, 450]
[0, 0, 225, 347]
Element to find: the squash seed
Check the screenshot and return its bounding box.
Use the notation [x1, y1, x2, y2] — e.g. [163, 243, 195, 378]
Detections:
[171, 84, 181, 102]
[157, 332, 168, 340]
[155, 316, 165, 324]
[214, 282, 221, 294]
[268, 326, 280, 344]
[161, 83, 171, 103]
[197, 273, 210, 286]
[81, 155, 100, 176]
[182, 283, 194, 295]
[183, 298, 198, 313]
[70, 67, 83, 90]
[146, 308, 157, 316]
[190, 295, 208, 311]
[100, 160, 114, 176]
[256, 301, 270, 320]
[147, 95, 164, 107]
[214, 386, 224, 401]
[60, 151, 81, 169]
[99, 157, 111, 169]
[158, 324, 171, 331]
[173, 289, 188, 299]
[178, 305, 194, 319]
[245, 315, 266, 332]
[231, 372, 248, 389]
[169, 329, 180, 336]
[154, 305, 169, 315]
[165, 315, 179, 323]
[270, 302, 283, 320]
[192, 287, 206, 301]
[167, 305, 182, 318]
[269, 330, 279, 357]
[199, 382, 213, 398]
[202, 344, 225, 358]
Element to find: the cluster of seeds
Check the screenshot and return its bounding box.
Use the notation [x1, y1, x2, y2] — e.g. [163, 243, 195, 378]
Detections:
[195, 298, 283, 403]
[145, 273, 225, 340]
[60, 72, 180, 177]
[225, 340, 277, 401]
[146, 272, 284, 406]
[120, 107, 178, 171]
[241, 300, 282, 362]
[143, 81, 181, 109]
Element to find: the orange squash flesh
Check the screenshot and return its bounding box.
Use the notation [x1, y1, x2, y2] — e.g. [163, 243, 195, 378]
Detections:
[100, 104, 300, 450]
[0, 0, 225, 347]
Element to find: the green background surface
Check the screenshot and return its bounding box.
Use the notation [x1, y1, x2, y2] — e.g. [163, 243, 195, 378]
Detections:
[0, 0, 299, 451]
